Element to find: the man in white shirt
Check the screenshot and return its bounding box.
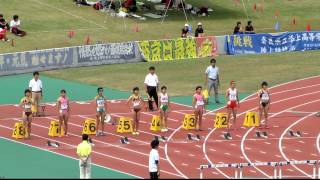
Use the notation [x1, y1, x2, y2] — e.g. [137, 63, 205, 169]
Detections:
[205, 58, 220, 104]
[149, 139, 160, 179]
[10, 15, 26, 37]
[144, 66, 159, 111]
[29, 71, 43, 116]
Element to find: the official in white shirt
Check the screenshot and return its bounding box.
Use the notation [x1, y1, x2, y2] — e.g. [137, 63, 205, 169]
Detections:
[144, 66, 159, 111]
[149, 139, 160, 179]
[205, 59, 220, 104]
[29, 71, 43, 116]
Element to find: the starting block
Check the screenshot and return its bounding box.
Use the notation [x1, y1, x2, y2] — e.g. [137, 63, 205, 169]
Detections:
[315, 112, 320, 117]
[154, 135, 167, 142]
[187, 133, 201, 141]
[289, 130, 302, 137]
[223, 132, 232, 140]
[12, 122, 25, 139]
[120, 137, 130, 144]
[47, 140, 60, 147]
[256, 131, 268, 138]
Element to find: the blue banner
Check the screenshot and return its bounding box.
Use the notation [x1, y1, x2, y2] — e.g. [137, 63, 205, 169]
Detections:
[0, 48, 74, 72]
[226, 31, 320, 55]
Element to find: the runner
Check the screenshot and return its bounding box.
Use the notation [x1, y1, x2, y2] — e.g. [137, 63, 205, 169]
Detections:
[192, 86, 205, 131]
[20, 89, 34, 139]
[226, 81, 240, 130]
[94, 87, 108, 136]
[158, 86, 170, 132]
[258, 81, 271, 129]
[127, 87, 146, 135]
[57, 89, 70, 137]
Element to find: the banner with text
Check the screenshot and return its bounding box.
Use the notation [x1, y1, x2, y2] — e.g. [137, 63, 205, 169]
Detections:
[0, 42, 140, 76]
[138, 37, 217, 62]
[225, 31, 320, 55]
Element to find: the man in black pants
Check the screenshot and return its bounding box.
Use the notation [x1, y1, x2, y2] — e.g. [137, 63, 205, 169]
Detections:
[144, 66, 159, 111]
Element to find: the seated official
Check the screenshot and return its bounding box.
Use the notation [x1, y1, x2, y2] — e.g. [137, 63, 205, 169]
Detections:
[10, 15, 26, 37]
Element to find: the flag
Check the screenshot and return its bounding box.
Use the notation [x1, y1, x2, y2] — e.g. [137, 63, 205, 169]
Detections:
[274, 21, 280, 31]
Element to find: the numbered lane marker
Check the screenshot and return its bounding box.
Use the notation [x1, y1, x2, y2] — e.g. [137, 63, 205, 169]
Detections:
[150, 115, 161, 132]
[82, 119, 97, 135]
[214, 113, 228, 128]
[12, 122, 25, 139]
[117, 117, 133, 133]
[243, 112, 259, 127]
[48, 120, 65, 137]
[182, 114, 196, 130]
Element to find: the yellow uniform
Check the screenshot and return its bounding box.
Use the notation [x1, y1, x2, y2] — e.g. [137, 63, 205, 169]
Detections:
[77, 140, 92, 179]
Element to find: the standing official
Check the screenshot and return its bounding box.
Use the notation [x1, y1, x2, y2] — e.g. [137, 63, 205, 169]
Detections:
[77, 134, 92, 179]
[29, 71, 43, 116]
[149, 139, 160, 179]
[144, 66, 159, 111]
[205, 59, 220, 104]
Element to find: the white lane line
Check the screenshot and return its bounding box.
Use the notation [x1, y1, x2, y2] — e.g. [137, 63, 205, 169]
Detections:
[264, 142, 271, 145]
[3, 120, 183, 178]
[224, 153, 231, 156]
[242, 99, 320, 179]
[295, 149, 302, 153]
[298, 140, 305, 144]
[279, 112, 317, 179]
[259, 151, 267, 154]
[316, 133, 320, 154]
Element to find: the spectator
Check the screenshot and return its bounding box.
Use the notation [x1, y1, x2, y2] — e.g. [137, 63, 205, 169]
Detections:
[245, 20, 255, 34]
[0, 14, 10, 30]
[233, 21, 243, 34]
[181, 24, 189, 38]
[195, 22, 204, 37]
[10, 15, 26, 37]
[123, 0, 137, 12]
[0, 27, 9, 42]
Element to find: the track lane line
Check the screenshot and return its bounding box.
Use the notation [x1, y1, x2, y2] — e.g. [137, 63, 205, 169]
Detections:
[242, 99, 320, 179]
[317, 133, 320, 154]
[279, 112, 318, 179]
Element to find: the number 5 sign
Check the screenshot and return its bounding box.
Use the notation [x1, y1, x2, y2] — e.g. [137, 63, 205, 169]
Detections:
[82, 119, 97, 135]
[117, 117, 133, 133]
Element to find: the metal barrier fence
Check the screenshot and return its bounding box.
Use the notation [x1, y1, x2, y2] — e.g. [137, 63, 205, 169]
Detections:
[200, 160, 320, 179]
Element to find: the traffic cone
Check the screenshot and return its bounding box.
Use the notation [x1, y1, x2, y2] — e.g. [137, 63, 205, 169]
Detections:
[306, 23, 311, 31]
[85, 35, 91, 45]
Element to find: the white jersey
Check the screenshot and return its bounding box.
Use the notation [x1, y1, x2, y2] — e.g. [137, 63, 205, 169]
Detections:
[260, 90, 270, 103]
[228, 88, 238, 101]
[160, 93, 169, 104]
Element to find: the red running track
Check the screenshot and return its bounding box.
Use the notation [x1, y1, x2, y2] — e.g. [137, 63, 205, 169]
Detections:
[0, 76, 320, 179]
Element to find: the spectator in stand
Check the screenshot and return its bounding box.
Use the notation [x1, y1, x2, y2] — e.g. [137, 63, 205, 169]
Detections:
[123, 0, 137, 12]
[181, 24, 190, 38]
[0, 26, 9, 42]
[233, 21, 243, 34]
[10, 15, 26, 37]
[195, 22, 204, 37]
[0, 14, 10, 30]
[245, 20, 255, 34]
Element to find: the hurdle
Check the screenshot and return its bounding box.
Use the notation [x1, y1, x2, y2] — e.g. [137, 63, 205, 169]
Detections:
[199, 160, 320, 179]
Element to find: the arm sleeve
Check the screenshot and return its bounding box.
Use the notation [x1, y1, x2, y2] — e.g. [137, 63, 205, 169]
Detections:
[205, 67, 209, 74]
[28, 80, 32, 88]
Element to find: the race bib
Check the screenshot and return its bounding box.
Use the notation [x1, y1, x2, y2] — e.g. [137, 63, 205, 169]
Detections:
[24, 104, 31, 109]
[261, 94, 269, 101]
[61, 104, 68, 110]
[97, 99, 105, 107]
[230, 94, 237, 101]
[196, 100, 204, 106]
[133, 101, 140, 107]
